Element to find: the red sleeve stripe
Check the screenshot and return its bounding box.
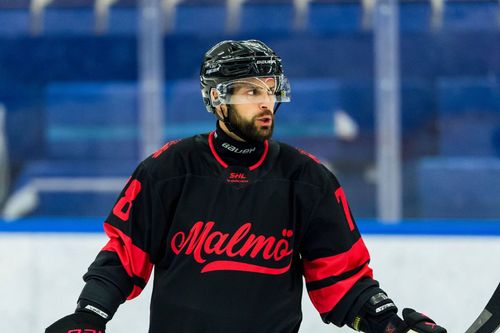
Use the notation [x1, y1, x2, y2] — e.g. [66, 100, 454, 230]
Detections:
[128, 285, 145, 300]
[307, 264, 373, 314]
[102, 223, 153, 299]
[302, 237, 370, 283]
[305, 259, 370, 291]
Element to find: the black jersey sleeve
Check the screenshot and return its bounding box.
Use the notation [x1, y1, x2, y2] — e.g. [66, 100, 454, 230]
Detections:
[300, 165, 378, 327]
[78, 160, 162, 316]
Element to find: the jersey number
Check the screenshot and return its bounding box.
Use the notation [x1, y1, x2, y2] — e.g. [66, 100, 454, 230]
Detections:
[334, 187, 355, 232]
[113, 179, 142, 221]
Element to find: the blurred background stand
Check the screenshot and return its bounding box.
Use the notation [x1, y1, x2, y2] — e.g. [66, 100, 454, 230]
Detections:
[374, 0, 402, 223]
[0, 104, 9, 208]
[138, 0, 165, 158]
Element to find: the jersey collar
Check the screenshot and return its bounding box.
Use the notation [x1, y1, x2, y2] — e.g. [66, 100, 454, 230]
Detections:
[208, 131, 269, 171]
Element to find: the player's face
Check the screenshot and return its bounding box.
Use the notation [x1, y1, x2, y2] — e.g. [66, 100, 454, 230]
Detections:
[228, 77, 276, 142]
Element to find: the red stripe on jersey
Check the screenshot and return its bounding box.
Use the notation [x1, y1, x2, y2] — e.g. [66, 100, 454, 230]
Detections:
[307, 264, 373, 314]
[129, 285, 144, 300]
[296, 148, 321, 164]
[334, 187, 355, 231]
[209, 131, 270, 170]
[102, 223, 153, 300]
[248, 140, 269, 171]
[208, 131, 229, 168]
[152, 139, 180, 158]
[201, 259, 292, 275]
[302, 238, 370, 283]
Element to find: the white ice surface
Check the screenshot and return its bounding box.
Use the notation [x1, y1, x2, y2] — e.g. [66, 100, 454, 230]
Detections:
[1, 233, 499, 332]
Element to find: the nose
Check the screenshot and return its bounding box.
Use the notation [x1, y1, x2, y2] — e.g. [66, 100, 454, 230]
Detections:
[259, 102, 275, 113]
[259, 96, 275, 111]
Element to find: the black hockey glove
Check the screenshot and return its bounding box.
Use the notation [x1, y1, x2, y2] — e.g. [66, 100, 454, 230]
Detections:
[45, 312, 106, 333]
[387, 308, 447, 333]
[349, 291, 446, 333]
[45, 302, 109, 333]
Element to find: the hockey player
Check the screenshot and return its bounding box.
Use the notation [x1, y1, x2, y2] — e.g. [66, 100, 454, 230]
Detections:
[46, 40, 446, 333]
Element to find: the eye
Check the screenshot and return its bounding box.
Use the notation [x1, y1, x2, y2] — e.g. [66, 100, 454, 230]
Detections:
[246, 88, 260, 96]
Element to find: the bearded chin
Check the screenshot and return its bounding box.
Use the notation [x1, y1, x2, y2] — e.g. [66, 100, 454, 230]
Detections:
[241, 121, 274, 142]
[230, 111, 274, 142]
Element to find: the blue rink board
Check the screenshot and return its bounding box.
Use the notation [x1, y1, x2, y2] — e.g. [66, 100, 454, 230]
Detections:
[0, 218, 500, 236]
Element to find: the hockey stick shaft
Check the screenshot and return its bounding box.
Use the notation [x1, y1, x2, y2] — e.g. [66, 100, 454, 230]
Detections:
[465, 282, 500, 333]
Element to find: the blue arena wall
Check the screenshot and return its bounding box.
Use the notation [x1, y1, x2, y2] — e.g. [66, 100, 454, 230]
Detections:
[1, 217, 499, 236]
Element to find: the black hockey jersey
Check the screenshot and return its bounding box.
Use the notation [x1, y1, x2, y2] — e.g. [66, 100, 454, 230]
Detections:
[80, 131, 377, 333]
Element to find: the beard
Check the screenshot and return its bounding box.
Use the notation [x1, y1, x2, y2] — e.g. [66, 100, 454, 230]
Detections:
[229, 108, 274, 142]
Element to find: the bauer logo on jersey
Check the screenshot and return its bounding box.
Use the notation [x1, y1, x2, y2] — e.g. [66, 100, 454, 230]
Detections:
[170, 221, 294, 275]
[222, 142, 256, 154]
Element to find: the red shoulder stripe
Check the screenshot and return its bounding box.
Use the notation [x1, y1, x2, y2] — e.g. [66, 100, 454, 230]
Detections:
[152, 139, 180, 158]
[296, 148, 321, 164]
[102, 223, 154, 299]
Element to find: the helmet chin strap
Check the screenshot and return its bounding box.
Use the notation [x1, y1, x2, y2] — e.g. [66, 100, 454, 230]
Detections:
[274, 102, 282, 114]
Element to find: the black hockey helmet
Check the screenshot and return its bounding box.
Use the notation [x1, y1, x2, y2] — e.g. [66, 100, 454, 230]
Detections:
[200, 39, 291, 114]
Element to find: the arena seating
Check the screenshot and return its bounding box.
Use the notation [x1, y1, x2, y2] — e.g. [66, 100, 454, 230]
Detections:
[437, 77, 500, 156]
[413, 77, 500, 217]
[416, 157, 500, 218]
[1, 0, 499, 218]
[44, 82, 139, 160]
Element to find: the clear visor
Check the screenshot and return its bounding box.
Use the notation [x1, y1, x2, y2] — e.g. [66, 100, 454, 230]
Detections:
[211, 75, 291, 106]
